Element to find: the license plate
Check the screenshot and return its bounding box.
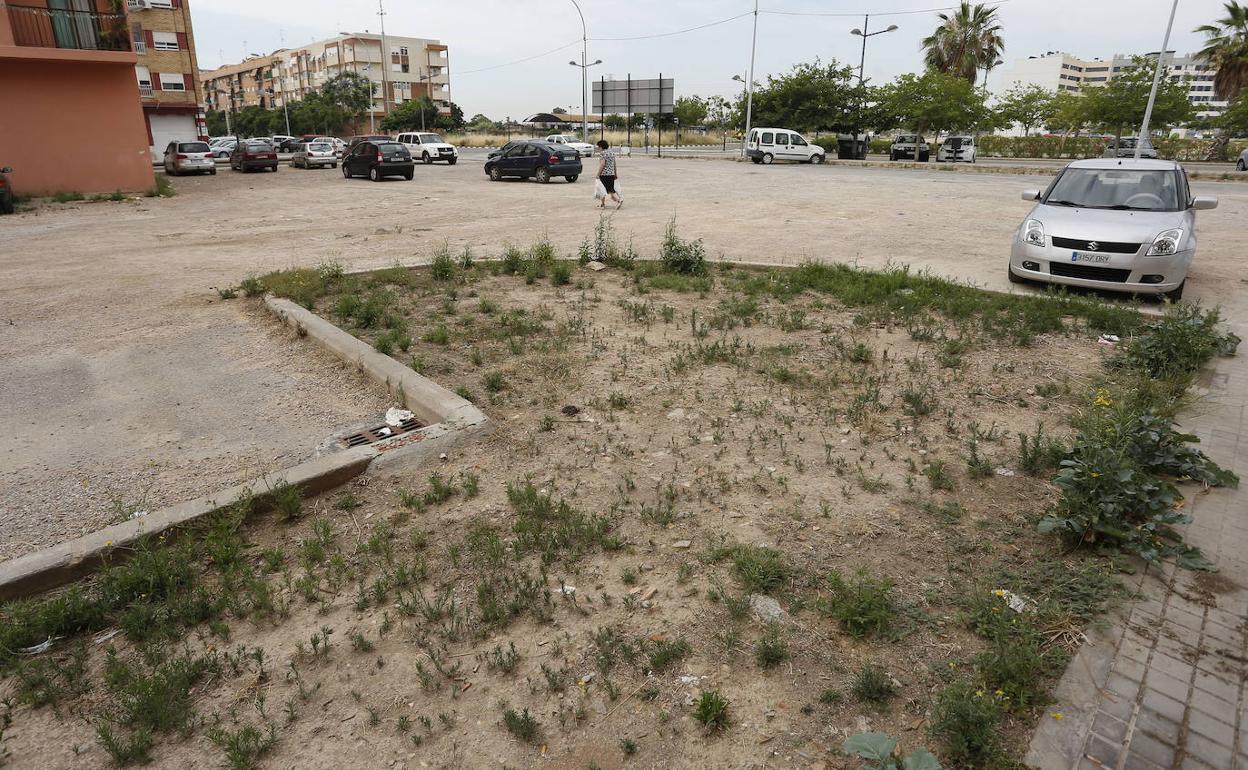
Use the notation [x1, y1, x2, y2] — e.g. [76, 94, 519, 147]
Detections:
[1071, 251, 1111, 264]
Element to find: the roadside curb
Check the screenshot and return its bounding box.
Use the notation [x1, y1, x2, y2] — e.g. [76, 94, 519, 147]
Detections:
[0, 447, 375, 600]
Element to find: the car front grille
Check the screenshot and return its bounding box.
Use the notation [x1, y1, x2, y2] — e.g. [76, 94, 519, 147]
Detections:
[1049, 262, 1132, 283]
[1051, 236, 1140, 254]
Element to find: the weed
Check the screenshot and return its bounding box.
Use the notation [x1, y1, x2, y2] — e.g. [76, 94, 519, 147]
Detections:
[818, 688, 843, 705]
[217, 287, 238, 300]
[754, 626, 789, 669]
[693, 690, 730, 731]
[430, 246, 457, 280]
[53, 191, 86, 203]
[455, 386, 475, 402]
[928, 681, 1003, 767]
[208, 721, 278, 770]
[423, 325, 450, 345]
[647, 638, 691, 672]
[502, 706, 541, 744]
[96, 723, 153, 765]
[239, 277, 263, 297]
[851, 664, 897, 709]
[1114, 303, 1239, 381]
[924, 460, 955, 491]
[822, 569, 895, 638]
[842, 732, 940, 770]
[965, 437, 994, 479]
[973, 633, 1051, 712]
[1018, 423, 1066, 475]
[620, 737, 638, 755]
[660, 218, 707, 276]
[847, 342, 873, 364]
[551, 261, 573, 286]
[145, 176, 176, 198]
[732, 546, 791, 595]
[484, 371, 507, 393]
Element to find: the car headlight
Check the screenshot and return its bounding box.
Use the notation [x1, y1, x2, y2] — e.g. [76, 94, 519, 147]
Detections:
[1022, 219, 1045, 247]
[1146, 228, 1184, 256]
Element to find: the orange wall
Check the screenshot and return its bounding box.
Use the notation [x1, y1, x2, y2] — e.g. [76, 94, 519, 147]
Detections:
[0, 59, 155, 195]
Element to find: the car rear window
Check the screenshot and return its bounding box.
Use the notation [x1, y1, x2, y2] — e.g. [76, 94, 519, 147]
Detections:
[179, 142, 210, 152]
[308, 143, 331, 151]
[377, 143, 407, 152]
[244, 140, 272, 149]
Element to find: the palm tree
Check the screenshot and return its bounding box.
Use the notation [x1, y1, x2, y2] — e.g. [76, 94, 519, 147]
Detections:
[1195, 2, 1248, 160]
[921, 2, 1004, 85]
[1195, 1, 1248, 100]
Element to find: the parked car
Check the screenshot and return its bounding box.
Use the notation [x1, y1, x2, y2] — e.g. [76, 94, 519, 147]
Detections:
[1237, 147, 1247, 171]
[230, 139, 279, 172]
[293, 141, 338, 169]
[396, 132, 459, 164]
[0, 166, 13, 215]
[487, 141, 522, 160]
[313, 136, 348, 157]
[484, 141, 582, 183]
[1103, 136, 1159, 159]
[544, 134, 595, 158]
[162, 141, 216, 176]
[937, 135, 976, 163]
[890, 134, 930, 162]
[276, 136, 312, 153]
[744, 128, 825, 165]
[210, 140, 236, 159]
[1008, 158, 1216, 301]
[342, 140, 414, 181]
[269, 135, 297, 151]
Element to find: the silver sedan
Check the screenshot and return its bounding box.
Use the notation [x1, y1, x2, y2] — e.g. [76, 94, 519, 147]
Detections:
[1008, 158, 1217, 301]
[162, 141, 216, 176]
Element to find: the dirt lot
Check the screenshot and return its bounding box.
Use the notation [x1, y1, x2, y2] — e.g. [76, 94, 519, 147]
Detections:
[1, 260, 1139, 769]
[2, 156, 1245, 554]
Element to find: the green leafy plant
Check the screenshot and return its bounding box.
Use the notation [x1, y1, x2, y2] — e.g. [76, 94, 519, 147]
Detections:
[842, 732, 941, 770]
[851, 664, 898, 709]
[1114, 303, 1239, 381]
[732, 546, 791, 595]
[660, 218, 707, 276]
[928, 681, 1002, 767]
[693, 690, 729, 731]
[501, 706, 540, 744]
[823, 569, 895, 638]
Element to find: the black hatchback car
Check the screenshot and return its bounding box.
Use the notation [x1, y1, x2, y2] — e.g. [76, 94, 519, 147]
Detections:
[342, 141, 415, 181]
[484, 142, 582, 183]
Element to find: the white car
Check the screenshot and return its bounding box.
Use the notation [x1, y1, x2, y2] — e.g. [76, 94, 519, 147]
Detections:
[292, 141, 338, 169]
[1008, 158, 1217, 301]
[1237, 147, 1247, 172]
[938, 135, 976, 163]
[396, 132, 459, 165]
[545, 134, 595, 158]
[745, 128, 826, 165]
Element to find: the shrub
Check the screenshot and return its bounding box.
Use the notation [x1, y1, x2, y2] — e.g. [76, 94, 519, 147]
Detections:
[430, 247, 456, 280]
[822, 569, 895, 638]
[551, 261, 573, 286]
[754, 626, 789, 669]
[1114, 303, 1240, 381]
[851, 664, 897, 708]
[693, 690, 729, 730]
[501, 707, 540, 744]
[928, 681, 1003, 767]
[732, 546, 790, 595]
[973, 633, 1051, 712]
[660, 218, 707, 276]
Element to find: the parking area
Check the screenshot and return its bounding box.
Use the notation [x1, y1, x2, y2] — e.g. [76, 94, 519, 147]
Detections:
[3, 155, 1248, 557]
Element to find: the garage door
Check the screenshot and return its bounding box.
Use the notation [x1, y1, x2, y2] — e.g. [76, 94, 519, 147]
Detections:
[147, 113, 197, 162]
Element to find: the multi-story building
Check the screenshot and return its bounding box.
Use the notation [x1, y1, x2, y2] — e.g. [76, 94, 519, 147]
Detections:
[125, 0, 207, 159]
[202, 33, 450, 133]
[0, 0, 155, 194]
[993, 50, 1228, 122]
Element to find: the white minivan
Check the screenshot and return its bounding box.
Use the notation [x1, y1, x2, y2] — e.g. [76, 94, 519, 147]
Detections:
[395, 132, 459, 164]
[746, 128, 825, 165]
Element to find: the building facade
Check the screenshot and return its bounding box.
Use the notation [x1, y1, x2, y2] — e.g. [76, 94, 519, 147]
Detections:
[202, 33, 450, 133]
[126, 0, 207, 159]
[0, 0, 155, 194]
[993, 50, 1228, 122]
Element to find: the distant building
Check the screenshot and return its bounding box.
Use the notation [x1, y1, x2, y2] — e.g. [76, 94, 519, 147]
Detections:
[201, 33, 450, 132]
[126, 0, 209, 159]
[1, 0, 155, 195]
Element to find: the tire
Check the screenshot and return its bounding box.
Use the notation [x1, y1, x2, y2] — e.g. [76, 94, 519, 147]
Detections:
[812, 154, 825, 165]
[331, 163, 338, 169]
[342, 164, 352, 178]
[565, 175, 578, 183]
[421, 152, 432, 164]
[209, 169, 216, 176]
[1166, 280, 1185, 302]
[535, 167, 551, 184]
[919, 151, 930, 163]
[404, 171, 414, 181]
[762, 153, 774, 165]
[447, 158, 457, 166]
[488, 166, 502, 181]
[0, 194, 14, 215]
[1007, 265, 1025, 284]
[369, 167, 382, 182]
[1238, 159, 1247, 171]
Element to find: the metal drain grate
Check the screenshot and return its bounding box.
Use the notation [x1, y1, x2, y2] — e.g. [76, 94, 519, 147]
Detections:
[343, 417, 423, 447]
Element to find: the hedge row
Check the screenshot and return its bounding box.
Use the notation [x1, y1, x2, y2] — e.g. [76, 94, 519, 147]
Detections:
[816, 135, 1248, 162]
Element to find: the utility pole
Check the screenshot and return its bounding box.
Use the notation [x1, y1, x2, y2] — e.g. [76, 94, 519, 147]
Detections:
[742, 0, 758, 157]
[568, 0, 595, 142]
[1137, 0, 1180, 159]
[378, 0, 390, 129]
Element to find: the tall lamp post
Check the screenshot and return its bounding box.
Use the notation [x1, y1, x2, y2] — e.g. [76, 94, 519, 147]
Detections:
[850, 16, 898, 159]
[740, 0, 760, 157]
[567, 0, 599, 142]
[1137, 0, 1180, 160]
[732, 74, 757, 154]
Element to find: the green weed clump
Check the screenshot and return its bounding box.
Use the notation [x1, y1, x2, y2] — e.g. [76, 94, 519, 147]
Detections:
[501, 706, 540, 743]
[506, 481, 617, 565]
[731, 546, 791, 595]
[660, 218, 707, 276]
[928, 681, 1003, 767]
[693, 690, 730, 731]
[851, 664, 898, 708]
[821, 569, 895, 638]
[1114, 303, 1240, 381]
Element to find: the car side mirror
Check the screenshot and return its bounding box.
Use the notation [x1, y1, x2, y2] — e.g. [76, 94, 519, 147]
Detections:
[0, 167, 11, 174]
[1191, 196, 1218, 211]
[1021, 189, 1041, 201]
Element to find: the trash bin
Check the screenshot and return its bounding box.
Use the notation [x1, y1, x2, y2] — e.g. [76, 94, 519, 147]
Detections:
[836, 134, 867, 160]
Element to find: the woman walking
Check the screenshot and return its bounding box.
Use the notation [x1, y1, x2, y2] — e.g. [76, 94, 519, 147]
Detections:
[595, 140, 622, 209]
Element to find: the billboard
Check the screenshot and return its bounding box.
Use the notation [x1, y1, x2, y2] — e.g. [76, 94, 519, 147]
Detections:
[592, 77, 674, 115]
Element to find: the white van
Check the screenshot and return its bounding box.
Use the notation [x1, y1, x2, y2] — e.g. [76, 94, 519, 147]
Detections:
[395, 132, 459, 164]
[938, 135, 977, 163]
[745, 128, 825, 165]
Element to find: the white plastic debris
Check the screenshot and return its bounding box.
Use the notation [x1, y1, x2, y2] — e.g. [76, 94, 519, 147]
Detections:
[1098, 334, 1121, 346]
[127, 510, 149, 520]
[585, 260, 607, 271]
[377, 426, 393, 437]
[385, 407, 414, 426]
[993, 589, 1031, 613]
[560, 585, 577, 596]
[994, 467, 1016, 477]
[20, 638, 56, 654]
[679, 676, 703, 685]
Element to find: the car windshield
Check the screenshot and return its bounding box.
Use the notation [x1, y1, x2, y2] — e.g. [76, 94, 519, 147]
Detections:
[308, 143, 331, 151]
[1044, 168, 1181, 212]
[179, 142, 210, 152]
[897, 135, 917, 143]
[419, 134, 443, 144]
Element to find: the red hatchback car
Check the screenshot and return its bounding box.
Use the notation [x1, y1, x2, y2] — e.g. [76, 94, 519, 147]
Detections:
[230, 139, 279, 173]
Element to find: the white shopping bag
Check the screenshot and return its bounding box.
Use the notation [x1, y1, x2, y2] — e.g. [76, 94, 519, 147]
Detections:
[593, 178, 607, 200]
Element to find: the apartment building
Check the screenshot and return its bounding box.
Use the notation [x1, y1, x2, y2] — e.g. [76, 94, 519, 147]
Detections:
[993, 50, 1228, 121]
[125, 0, 207, 159]
[202, 33, 450, 130]
[0, 0, 154, 194]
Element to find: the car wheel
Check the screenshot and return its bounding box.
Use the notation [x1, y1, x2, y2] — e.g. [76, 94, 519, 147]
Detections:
[565, 175, 578, 183]
[404, 171, 414, 181]
[1166, 280, 1185, 302]
[209, 169, 216, 176]
[1238, 159, 1247, 171]
[342, 165, 352, 178]
[919, 152, 930, 162]
[422, 152, 432, 164]
[1007, 265, 1026, 285]
[370, 167, 382, 182]
[448, 158, 457, 166]
[488, 166, 502, 181]
[535, 167, 551, 184]
[812, 154, 825, 165]
[889, 152, 896, 161]
[762, 153, 774, 165]
[331, 163, 338, 169]
[751, 156, 762, 165]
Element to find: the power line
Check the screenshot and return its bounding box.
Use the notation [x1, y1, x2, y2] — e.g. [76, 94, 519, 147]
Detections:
[457, 39, 581, 75]
[760, 0, 1013, 18]
[589, 11, 755, 42]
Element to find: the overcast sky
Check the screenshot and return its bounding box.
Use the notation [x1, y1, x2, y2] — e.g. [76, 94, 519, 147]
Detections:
[192, 0, 1229, 119]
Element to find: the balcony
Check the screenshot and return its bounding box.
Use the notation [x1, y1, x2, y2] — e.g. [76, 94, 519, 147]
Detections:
[7, 3, 131, 52]
[138, 83, 153, 97]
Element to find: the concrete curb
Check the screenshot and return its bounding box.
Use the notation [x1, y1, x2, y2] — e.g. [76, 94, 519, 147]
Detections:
[0, 447, 375, 600]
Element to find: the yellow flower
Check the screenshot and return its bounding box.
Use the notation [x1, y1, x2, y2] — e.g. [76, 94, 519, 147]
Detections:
[1093, 388, 1113, 407]
[994, 690, 1005, 696]
[992, 589, 1006, 597]
[104, 540, 113, 547]
[975, 689, 984, 697]
[1052, 712, 1064, 721]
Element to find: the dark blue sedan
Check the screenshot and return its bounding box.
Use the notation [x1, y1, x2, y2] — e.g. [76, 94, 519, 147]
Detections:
[484, 141, 582, 183]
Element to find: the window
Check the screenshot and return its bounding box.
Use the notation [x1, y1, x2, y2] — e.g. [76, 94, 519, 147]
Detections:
[148, 0, 173, 7]
[774, 133, 790, 145]
[398, 46, 408, 56]
[791, 136, 807, 147]
[760, 132, 774, 145]
[158, 72, 186, 91]
[178, 142, 210, 153]
[135, 65, 152, 86]
[152, 31, 178, 50]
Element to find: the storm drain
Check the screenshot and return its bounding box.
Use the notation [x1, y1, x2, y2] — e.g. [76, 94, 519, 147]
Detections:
[342, 417, 423, 447]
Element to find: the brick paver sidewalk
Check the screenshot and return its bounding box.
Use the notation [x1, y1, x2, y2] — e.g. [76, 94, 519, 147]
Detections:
[1026, 343, 1248, 770]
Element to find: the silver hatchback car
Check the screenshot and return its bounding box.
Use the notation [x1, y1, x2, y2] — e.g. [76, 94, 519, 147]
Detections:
[163, 140, 216, 176]
[292, 141, 338, 169]
[1008, 159, 1217, 300]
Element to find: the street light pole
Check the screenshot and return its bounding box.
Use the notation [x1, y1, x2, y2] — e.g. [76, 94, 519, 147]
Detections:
[850, 17, 898, 160]
[569, 0, 590, 142]
[1136, 0, 1180, 160]
[742, 0, 759, 157]
[378, 0, 390, 125]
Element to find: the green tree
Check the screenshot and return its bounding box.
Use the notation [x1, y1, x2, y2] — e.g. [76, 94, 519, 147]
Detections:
[1085, 57, 1195, 140]
[1195, 1, 1248, 101]
[674, 96, 709, 128]
[748, 59, 864, 133]
[1046, 90, 1092, 137]
[467, 113, 498, 132]
[874, 70, 992, 136]
[380, 97, 437, 132]
[206, 109, 228, 136]
[921, 2, 1005, 84]
[704, 95, 733, 131]
[434, 101, 466, 132]
[1219, 93, 1248, 134]
[322, 72, 376, 133]
[288, 91, 347, 136]
[997, 84, 1054, 136]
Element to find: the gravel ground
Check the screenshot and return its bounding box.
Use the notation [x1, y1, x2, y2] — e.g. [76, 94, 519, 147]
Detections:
[1, 156, 1246, 560]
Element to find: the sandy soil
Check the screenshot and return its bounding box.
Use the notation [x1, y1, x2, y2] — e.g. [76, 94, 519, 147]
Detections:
[1, 267, 1119, 769]
[1, 156, 1244, 552]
